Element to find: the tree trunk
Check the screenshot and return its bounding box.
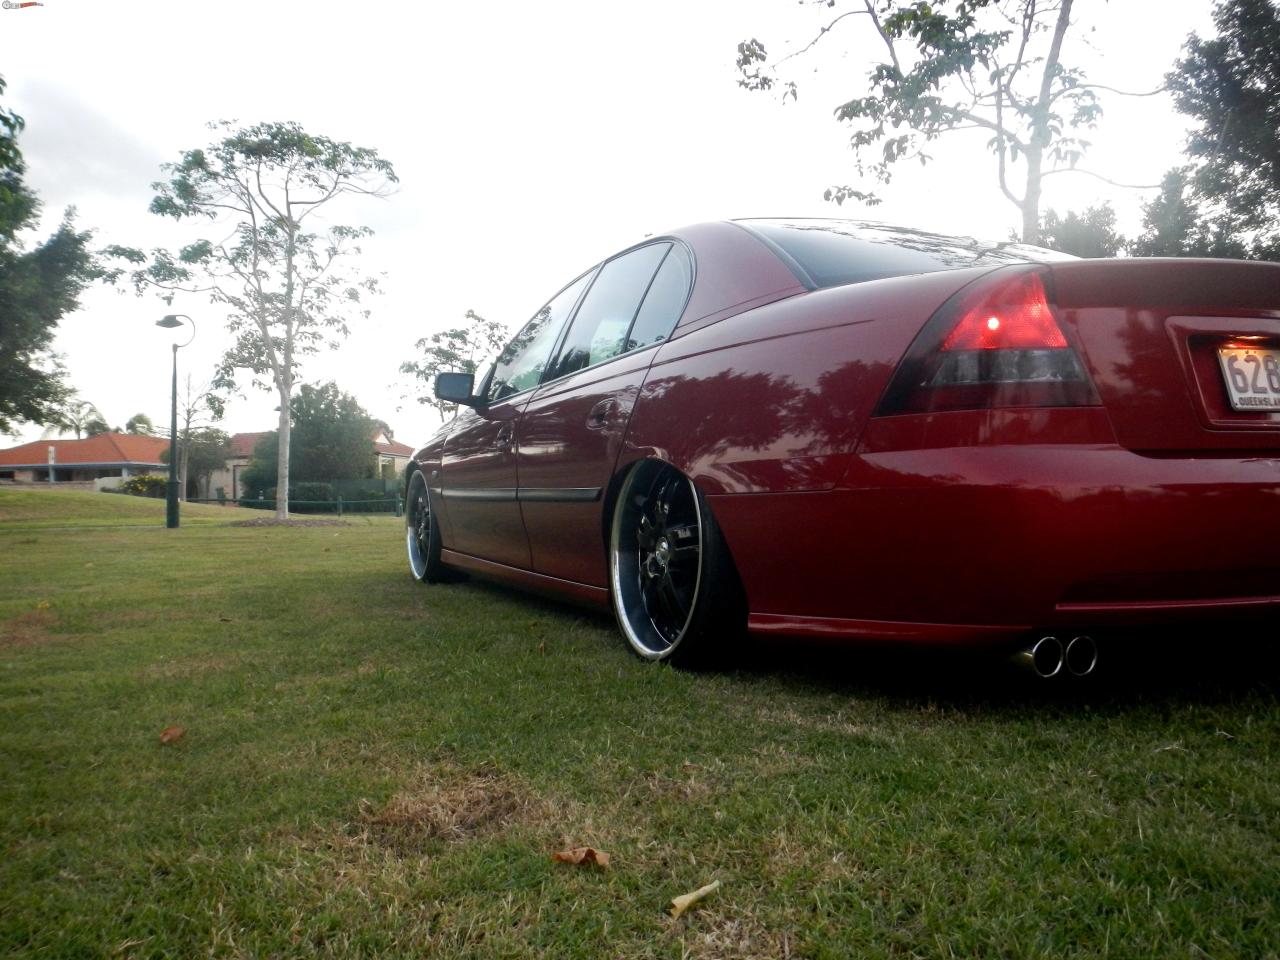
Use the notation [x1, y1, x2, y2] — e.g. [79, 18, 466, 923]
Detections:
[1022, 146, 1043, 244]
[1023, 0, 1074, 245]
[276, 384, 291, 520]
[278, 223, 297, 523]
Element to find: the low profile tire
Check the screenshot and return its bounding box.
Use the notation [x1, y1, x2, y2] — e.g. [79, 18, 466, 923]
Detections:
[609, 461, 745, 666]
[406, 469, 450, 583]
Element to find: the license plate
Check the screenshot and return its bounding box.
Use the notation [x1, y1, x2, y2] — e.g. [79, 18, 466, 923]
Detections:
[1217, 347, 1280, 411]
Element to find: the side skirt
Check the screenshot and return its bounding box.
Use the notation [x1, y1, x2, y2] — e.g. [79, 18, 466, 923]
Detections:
[440, 549, 611, 611]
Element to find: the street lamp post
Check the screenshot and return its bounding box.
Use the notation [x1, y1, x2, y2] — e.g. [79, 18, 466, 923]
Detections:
[155, 314, 196, 529]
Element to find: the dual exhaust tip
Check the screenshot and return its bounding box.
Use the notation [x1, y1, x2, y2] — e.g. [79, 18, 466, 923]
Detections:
[1014, 634, 1098, 679]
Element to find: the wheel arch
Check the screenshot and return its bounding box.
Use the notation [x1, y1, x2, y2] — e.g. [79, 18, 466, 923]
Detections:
[406, 455, 453, 549]
[601, 451, 748, 603]
[600, 451, 690, 558]
[605, 455, 749, 664]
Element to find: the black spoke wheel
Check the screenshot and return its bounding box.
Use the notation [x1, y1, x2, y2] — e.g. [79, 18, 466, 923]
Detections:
[406, 469, 449, 583]
[609, 461, 745, 665]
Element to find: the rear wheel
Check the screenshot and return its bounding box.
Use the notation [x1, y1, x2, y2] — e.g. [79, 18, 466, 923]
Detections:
[406, 469, 449, 583]
[609, 461, 745, 665]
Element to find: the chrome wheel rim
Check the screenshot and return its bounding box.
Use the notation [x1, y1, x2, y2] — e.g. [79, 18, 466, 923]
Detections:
[611, 463, 703, 658]
[406, 474, 431, 580]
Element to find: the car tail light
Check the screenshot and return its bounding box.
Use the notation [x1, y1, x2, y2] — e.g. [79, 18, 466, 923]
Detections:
[876, 268, 1099, 415]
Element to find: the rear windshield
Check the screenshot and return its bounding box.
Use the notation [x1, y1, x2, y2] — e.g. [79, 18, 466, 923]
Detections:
[738, 219, 1076, 289]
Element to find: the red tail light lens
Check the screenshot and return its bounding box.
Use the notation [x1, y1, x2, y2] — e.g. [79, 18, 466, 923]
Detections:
[876, 268, 1099, 415]
[939, 273, 1066, 350]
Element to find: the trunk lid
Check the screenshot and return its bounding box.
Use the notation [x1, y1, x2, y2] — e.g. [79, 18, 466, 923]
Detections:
[1048, 258, 1280, 453]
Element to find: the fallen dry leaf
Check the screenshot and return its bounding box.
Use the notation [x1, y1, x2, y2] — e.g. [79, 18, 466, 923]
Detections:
[218, 616, 232, 623]
[36, 600, 51, 610]
[551, 846, 610, 867]
[537, 641, 546, 654]
[671, 879, 721, 918]
[158, 725, 186, 746]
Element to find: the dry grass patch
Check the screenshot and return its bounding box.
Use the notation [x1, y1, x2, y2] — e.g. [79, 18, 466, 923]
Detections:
[355, 763, 548, 856]
[678, 908, 793, 960]
[763, 827, 867, 891]
[141, 651, 248, 680]
[755, 704, 899, 743]
[746, 741, 822, 781]
[271, 659, 386, 692]
[628, 762, 722, 804]
[0, 609, 60, 649]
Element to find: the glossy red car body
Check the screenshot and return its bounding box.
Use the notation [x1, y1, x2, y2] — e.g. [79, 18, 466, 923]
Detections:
[410, 220, 1280, 652]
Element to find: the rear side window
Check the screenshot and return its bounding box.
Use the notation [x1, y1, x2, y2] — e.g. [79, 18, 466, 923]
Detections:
[741, 219, 1075, 289]
[545, 243, 670, 381]
[626, 244, 693, 351]
[486, 270, 593, 403]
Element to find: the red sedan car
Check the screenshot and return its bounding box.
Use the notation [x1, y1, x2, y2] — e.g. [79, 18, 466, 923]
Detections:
[406, 219, 1280, 676]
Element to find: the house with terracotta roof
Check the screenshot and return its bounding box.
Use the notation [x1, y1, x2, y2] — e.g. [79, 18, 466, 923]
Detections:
[373, 428, 414, 478]
[206, 428, 415, 499]
[0, 432, 169, 485]
[206, 431, 268, 502]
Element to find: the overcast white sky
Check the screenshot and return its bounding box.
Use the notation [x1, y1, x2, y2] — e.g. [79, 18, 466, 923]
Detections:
[2, 0, 1214, 451]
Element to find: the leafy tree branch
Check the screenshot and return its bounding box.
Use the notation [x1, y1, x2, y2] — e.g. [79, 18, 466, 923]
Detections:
[400, 310, 509, 421]
[735, 0, 1160, 243]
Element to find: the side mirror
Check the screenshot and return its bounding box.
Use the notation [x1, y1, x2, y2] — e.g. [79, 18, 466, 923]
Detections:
[434, 371, 478, 407]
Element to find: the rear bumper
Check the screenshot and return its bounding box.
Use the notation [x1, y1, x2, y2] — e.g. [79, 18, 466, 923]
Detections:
[711, 444, 1280, 644]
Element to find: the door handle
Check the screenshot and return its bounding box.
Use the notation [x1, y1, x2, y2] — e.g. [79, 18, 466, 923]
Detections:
[586, 399, 617, 430]
[493, 423, 514, 449]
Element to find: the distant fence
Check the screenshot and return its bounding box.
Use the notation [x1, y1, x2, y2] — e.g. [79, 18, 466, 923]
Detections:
[190, 496, 403, 516]
[193, 476, 405, 516]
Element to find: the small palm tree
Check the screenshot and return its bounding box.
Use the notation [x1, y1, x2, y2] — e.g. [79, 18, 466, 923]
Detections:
[125, 412, 155, 435]
[41, 398, 106, 440]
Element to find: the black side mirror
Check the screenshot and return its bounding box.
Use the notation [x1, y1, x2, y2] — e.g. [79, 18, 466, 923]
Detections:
[434, 371, 478, 407]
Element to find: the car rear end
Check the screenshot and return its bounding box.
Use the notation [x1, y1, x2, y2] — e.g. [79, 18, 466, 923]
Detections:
[813, 256, 1280, 644]
[670, 221, 1280, 652]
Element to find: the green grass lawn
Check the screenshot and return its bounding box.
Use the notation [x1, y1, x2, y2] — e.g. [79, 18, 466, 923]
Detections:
[1, 488, 1278, 958]
[0, 487, 246, 529]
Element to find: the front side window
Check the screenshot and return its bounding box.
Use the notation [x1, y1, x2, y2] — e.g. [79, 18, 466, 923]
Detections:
[544, 243, 671, 382]
[486, 270, 594, 403]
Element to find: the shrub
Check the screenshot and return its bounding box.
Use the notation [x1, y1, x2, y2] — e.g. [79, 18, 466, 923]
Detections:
[287, 482, 336, 514]
[291, 482, 334, 503]
[119, 474, 167, 498]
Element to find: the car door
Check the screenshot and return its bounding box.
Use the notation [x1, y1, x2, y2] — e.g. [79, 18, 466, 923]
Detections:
[518, 242, 694, 586]
[440, 270, 594, 568]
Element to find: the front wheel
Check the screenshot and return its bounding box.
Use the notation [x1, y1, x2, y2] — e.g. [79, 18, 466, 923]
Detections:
[406, 469, 450, 583]
[609, 461, 745, 666]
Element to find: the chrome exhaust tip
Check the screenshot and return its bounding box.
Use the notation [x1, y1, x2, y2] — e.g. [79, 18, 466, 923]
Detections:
[1065, 635, 1098, 677]
[1013, 636, 1064, 678]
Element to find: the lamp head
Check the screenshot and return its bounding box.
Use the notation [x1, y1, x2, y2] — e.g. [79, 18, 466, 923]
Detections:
[156, 315, 184, 328]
